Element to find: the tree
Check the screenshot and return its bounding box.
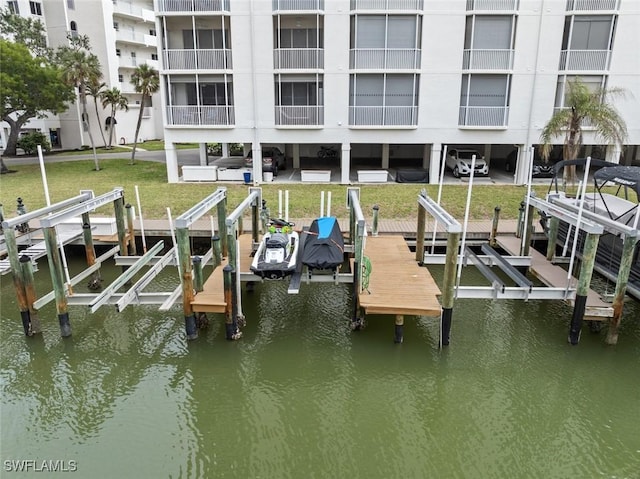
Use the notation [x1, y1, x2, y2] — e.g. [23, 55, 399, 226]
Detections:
[540, 79, 627, 183]
[0, 40, 75, 156]
[129, 64, 159, 165]
[86, 79, 108, 147]
[101, 87, 129, 149]
[56, 35, 103, 170]
[0, 7, 51, 59]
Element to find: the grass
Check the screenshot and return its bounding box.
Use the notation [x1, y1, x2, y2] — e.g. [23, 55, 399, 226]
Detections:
[129, 140, 198, 151]
[47, 146, 131, 156]
[0, 158, 548, 222]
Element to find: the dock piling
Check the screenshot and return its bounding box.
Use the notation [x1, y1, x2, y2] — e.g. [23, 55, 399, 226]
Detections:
[441, 231, 461, 346]
[176, 226, 197, 340]
[394, 315, 404, 343]
[606, 235, 638, 345]
[193, 256, 203, 293]
[43, 226, 71, 337]
[416, 204, 426, 264]
[372, 205, 379, 237]
[20, 255, 42, 335]
[125, 204, 137, 255]
[490, 206, 501, 247]
[82, 213, 101, 289]
[569, 232, 600, 345]
[211, 235, 221, 269]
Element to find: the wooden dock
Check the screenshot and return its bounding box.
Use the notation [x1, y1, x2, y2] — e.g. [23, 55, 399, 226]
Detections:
[496, 235, 613, 319]
[191, 234, 254, 313]
[358, 236, 441, 316]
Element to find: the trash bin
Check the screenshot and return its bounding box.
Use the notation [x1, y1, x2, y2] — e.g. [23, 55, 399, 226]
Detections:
[263, 171, 273, 182]
[243, 171, 252, 184]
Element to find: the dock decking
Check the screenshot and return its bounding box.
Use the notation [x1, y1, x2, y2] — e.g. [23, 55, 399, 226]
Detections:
[496, 235, 613, 319]
[358, 236, 441, 316]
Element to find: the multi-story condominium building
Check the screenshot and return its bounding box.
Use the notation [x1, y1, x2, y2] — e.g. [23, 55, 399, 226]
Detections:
[0, 0, 163, 151]
[157, 0, 639, 185]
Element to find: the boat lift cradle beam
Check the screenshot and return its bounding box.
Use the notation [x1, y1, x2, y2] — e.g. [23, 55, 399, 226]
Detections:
[528, 195, 604, 235]
[1, 191, 94, 230]
[38, 189, 124, 228]
[417, 191, 462, 234]
[480, 244, 533, 292]
[174, 187, 227, 229]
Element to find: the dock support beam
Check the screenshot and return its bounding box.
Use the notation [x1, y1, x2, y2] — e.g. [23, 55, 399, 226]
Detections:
[176, 226, 197, 340]
[217, 199, 228, 258]
[522, 203, 535, 257]
[440, 231, 461, 346]
[3, 228, 31, 335]
[394, 315, 404, 343]
[43, 227, 71, 337]
[490, 206, 500, 247]
[193, 256, 203, 293]
[416, 203, 426, 264]
[20, 255, 41, 335]
[212, 235, 222, 269]
[606, 235, 638, 345]
[223, 265, 241, 340]
[569, 232, 600, 345]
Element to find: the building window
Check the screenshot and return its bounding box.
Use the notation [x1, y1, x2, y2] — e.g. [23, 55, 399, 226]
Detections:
[151, 53, 158, 60]
[562, 15, 615, 51]
[182, 29, 230, 49]
[29, 1, 42, 15]
[463, 15, 516, 69]
[275, 80, 322, 106]
[149, 29, 156, 36]
[277, 28, 322, 48]
[118, 74, 124, 82]
[69, 21, 78, 38]
[459, 73, 510, 126]
[116, 49, 121, 56]
[114, 22, 119, 31]
[554, 75, 605, 108]
[67, 0, 75, 9]
[349, 73, 419, 126]
[8, 1, 19, 14]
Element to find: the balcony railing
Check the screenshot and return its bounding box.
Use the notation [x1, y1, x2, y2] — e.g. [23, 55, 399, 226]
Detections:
[142, 106, 153, 118]
[349, 106, 418, 126]
[166, 105, 235, 126]
[155, 0, 230, 13]
[565, 0, 619, 11]
[272, 0, 324, 10]
[462, 49, 514, 70]
[163, 49, 232, 69]
[119, 82, 137, 93]
[116, 30, 146, 45]
[350, 0, 423, 10]
[458, 106, 509, 127]
[113, 1, 155, 22]
[466, 0, 519, 10]
[350, 49, 421, 69]
[275, 106, 324, 126]
[559, 50, 610, 71]
[274, 48, 324, 69]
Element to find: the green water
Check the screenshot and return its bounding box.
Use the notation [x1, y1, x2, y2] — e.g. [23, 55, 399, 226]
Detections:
[1, 258, 639, 479]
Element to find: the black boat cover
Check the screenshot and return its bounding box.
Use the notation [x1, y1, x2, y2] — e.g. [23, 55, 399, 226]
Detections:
[302, 217, 345, 269]
[594, 165, 640, 197]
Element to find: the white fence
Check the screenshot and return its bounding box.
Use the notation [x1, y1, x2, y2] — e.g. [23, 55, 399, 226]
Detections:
[163, 49, 232, 70]
[349, 106, 418, 126]
[458, 106, 509, 127]
[272, 0, 324, 10]
[155, 0, 230, 12]
[273, 49, 323, 69]
[559, 50, 610, 71]
[166, 106, 235, 125]
[275, 106, 324, 126]
[462, 49, 514, 70]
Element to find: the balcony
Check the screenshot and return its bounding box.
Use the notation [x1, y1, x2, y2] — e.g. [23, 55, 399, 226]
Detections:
[119, 57, 160, 69]
[166, 105, 235, 126]
[274, 49, 323, 69]
[116, 30, 147, 45]
[275, 106, 324, 126]
[462, 49, 514, 70]
[119, 82, 137, 93]
[559, 50, 611, 71]
[458, 106, 509, 127]
[155, 0, 230, 13]
[350, 0, 423, 10]
[466, 0, 519, 10]
[565, 0, 619, 11]
[272, 0, 324, 10]
[350, 49, 421, 70]
[349, 106, 418, 126]
[163, 49, 232, 70]
[113, 1, 155, 22]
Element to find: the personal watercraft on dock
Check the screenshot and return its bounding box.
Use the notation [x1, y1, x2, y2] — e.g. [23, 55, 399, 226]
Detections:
[301, 216, 345, 271]
[250, 218, 299, 279]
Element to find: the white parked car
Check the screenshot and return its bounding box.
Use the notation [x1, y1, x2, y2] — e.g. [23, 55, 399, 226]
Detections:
[445, 149, 489, 178]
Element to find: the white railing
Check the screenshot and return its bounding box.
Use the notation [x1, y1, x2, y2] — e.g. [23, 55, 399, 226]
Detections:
[155, 0, 230, 12]
[553, 107, 596, 127]
[466, 0, 519, 10]
[350, 0, 423, 10]
[119, 56, 138, 68]
[167, 105, 235, 125]
[349, 106, 417, 126]
[142, 107, 153, 118]
[116, 30, 146, 44]
[119, 82, 137, 93]
[272, 0, 324, 10]
[565, 0, 619, 11]
[559, 50, 610, 71]
[350, 49, 421, 69]
[458, 106, 509, 127]
[275, 106, 324, 125]
[163, 49, 232, 70]
[273, 49, 323, 69]
[462, 49, 514, 70]
[113, 1, 144, 19]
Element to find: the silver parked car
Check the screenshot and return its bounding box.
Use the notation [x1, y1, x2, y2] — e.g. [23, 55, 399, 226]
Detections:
[445, 149, 489, 178]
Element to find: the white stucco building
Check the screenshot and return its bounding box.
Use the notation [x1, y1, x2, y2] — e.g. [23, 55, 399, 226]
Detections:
[156, 0, 640, 185]
[1, 0, 163, 151]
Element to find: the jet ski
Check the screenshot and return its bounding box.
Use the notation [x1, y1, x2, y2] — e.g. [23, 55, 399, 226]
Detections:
[301, 216, 345, 270]
[250, 218, 299, 279]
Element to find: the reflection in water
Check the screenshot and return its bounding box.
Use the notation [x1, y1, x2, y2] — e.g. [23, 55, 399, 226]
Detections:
[1, 258, 639, 477]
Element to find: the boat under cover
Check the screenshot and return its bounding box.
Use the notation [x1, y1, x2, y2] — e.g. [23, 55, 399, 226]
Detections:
[301, 217, 345, 270]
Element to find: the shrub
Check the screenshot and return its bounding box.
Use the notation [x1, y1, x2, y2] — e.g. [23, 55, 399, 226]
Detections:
[16, 132, 51, 155]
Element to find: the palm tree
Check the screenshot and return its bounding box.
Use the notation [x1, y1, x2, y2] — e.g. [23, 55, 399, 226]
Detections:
[57, 35, 102, 170]
[129, 64, 159, 165]
[86, 79, 108, 147]
[540, 78, 627, 183]
[101, 87, 129, 149]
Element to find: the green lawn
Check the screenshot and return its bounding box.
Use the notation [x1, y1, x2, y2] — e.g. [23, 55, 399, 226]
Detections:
[0, 158, 546, 222]
[129, 140, 199, 151]
[47, 146, 132, 155]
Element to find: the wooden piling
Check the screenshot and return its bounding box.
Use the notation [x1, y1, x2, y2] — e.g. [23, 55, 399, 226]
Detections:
[490, 206, 501, 247]
[416, 204, 426, 264]
[82, 213, 101, 288]
[440, 231, 461, 346]
[223, 264, 240, 340]
[522, 204, 535, 257]
[212, 235, 222, 270]
[125, 204, 137, 255]
[546, 217, 559, 261]
[176, 227, 197, 340]
[216, 199, 228, 257]
[394, 314, 404, 343]
[568, 232, 600, 345]
[20, 255, 41, 335]
[251, 199, 259, 245]
[113, 194, 128, 257]
[193, 256, 203, 293]
[2, 228, 30, 335]
[516, 201, 525, 238]
[606, 235, 638, 345]
[372, 205, 379, 237]
[42, 226, 71, 337]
